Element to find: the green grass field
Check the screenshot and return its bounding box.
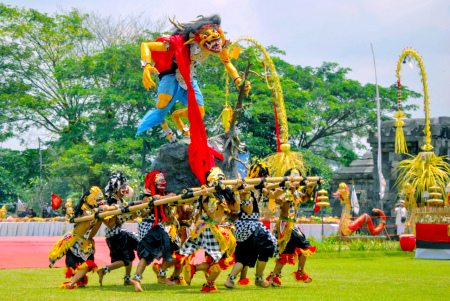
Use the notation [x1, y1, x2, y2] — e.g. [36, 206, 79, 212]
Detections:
[1, 252, 449, 301]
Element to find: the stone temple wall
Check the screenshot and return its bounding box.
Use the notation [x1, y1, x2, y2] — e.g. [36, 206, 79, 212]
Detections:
[331, 116, 450, 233]
[367, 117, 450, 232]
[330, 152, 374, 221]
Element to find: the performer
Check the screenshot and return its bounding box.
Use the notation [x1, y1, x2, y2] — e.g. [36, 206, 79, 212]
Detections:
[266, 168, 318, 286]
[158, 205, 187, 285]
[48, 187, 104, 289]
[224, 163, 280, 289]
[130, 171, 178, 292]
[97, 174, 139, 286]
[137, 14, 250, 141]
[181, 167, 240, 292]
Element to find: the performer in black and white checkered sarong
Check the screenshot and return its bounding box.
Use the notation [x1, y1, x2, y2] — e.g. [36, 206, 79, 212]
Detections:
[224, 162, 280, 289]
[149, 204, 190, 286]
[97, 174, 139, 286]
[180, 167, 241, 293]
[267, 168, 321, 287]
[130, 171, 179, 292]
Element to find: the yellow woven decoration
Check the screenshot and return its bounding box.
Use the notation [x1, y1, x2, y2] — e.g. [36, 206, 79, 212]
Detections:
[222, 105, 232, 132]
[395, 152, 450, 201]
[227, 37, 288, 144]
[263, 144, 306, 177]
[393, 48, 450, 201]
[226, 37, 307, 174]
[395, 48, 433, 152]
[394, 110, 408, 154]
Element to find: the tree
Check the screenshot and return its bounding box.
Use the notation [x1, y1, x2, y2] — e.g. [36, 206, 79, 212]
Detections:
[0, 5, 92, 140]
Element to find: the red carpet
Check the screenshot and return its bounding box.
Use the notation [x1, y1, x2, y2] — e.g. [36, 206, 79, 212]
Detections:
[0, 236, 205, 269]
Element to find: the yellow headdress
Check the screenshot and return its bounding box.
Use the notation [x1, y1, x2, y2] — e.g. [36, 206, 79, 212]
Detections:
[84, 186, 104, 207]
[206, 167, 226, 187]
[247, 162, 271, 179]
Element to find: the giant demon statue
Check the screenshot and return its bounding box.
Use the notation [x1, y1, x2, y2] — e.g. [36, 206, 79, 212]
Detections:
[137, 15, 250, 142]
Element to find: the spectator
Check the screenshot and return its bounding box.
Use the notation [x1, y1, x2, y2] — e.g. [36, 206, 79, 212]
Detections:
[43, 203, 52, 218]
[18, 206, 28, 218]
[393, 200, 407, 235]
[26, 208, 37, 218]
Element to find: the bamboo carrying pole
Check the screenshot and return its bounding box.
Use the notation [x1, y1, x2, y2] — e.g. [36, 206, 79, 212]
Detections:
[211, 176, 320, 186]
[72, 176, 321, 223]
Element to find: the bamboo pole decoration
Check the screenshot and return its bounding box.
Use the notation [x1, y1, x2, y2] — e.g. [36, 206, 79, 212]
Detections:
[72, 176, 322, 223]
[227, 37, 288, 145]
[226, 36, 306, 177]
[395, 47, 432, 152]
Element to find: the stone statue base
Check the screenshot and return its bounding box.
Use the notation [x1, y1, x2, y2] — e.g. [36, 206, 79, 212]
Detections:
[150, 135, 238, 194]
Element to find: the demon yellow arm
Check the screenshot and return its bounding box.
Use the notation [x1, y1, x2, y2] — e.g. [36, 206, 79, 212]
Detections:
[141, 42, 167, 90]
[219, 48, 251, 96]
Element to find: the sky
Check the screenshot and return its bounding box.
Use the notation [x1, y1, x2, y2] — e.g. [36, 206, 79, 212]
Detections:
[1, 0, 449, 150]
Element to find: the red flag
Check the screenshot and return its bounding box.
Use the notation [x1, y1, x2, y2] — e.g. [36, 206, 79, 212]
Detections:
[170, 35, 223, 184]
[313, 190, 320, 214]
[51, 193, 62, 209]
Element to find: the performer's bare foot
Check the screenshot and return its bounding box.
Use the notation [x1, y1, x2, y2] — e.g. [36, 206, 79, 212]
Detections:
[304, 276, 312, 283]
[97, 269, 105, 286]
[158, 276, 176, 286]
[131, 280, 143, 292]
[255, 279, 270, 288]
[224, 278, 237, 289]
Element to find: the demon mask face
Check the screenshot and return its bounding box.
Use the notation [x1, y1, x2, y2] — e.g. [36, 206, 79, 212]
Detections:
[154, 172, 167, 192]
[194, 24, 224, 54]
[206, 167, 226, 187]
[170, 15, 226, 54]
[120, 185, 134, 198]
[86, 186, 103, 206]
[82, 186, 104, 212]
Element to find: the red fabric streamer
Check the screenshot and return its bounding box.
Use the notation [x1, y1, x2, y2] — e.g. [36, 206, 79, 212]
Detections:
[170, 35, 223, 184]
[51, 193, 62, 210]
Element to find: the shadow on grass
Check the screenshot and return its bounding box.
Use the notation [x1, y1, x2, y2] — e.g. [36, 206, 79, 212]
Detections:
[311, 251, 414, 259]
[77, 282, 300, 294]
